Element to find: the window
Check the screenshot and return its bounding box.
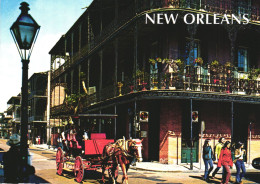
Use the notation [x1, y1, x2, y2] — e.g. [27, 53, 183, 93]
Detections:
[185, 39, 200, 65]
[150, 41, 159, 74]
[238, 48, 248, 72]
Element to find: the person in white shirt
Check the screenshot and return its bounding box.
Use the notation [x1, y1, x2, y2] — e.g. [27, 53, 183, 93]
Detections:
[83, 129, 89, 140]
[234, 141, 246, 184]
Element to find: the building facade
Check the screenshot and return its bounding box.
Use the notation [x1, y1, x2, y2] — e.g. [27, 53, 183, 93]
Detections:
[6, 95, 21, 135]
[0, 112, 12, 138]
[28, 72, 48, 144]
[49, 0, 260, 164]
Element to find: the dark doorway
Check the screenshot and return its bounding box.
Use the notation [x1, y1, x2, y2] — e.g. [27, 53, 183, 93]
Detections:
[233, 103, 250, 162]
[181, 100, 199, 163]
[148, 100, 160, 161]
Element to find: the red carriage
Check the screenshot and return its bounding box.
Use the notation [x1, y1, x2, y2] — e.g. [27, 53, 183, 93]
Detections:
[56, 132, 116, 183]
[55, 114, 143, 183]
[56, 114, 117, 183]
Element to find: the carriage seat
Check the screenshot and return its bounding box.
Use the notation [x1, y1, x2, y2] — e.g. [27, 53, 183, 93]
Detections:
[90, 133, 106, 140]
[71, 134, 82, 149]
[74, 141, 82, 149]
[66, 134, 73, 148]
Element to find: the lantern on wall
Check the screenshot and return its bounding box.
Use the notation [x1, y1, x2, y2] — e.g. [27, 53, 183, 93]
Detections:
[139, 111, 149, 122]
[192, 111, 199, 122]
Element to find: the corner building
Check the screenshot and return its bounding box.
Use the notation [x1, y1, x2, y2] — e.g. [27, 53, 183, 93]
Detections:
[49, 0, 260, 165]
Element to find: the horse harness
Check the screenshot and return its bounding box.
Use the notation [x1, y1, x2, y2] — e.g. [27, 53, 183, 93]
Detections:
[106, 139, 135, 159]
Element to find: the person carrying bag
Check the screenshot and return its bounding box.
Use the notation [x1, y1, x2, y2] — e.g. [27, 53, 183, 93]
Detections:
[202, 139, 214, 182]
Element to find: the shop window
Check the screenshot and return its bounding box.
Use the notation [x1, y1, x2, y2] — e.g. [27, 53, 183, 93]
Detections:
[237, 0, 249, 15]
[185, 39, 200, 65]
[238, 48, 248, 72]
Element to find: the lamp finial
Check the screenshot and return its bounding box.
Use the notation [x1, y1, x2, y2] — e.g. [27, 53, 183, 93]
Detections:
[20, 2, 30, 14]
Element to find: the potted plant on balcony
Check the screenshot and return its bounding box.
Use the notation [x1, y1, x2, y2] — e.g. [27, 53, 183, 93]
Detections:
[149, 57, 169, 65]
[193, 57, 204, 77]
[149, 57, 169, 90]
[210, 60, 220, 75]
[224, 61, 234, 74]
[167, 59, 184, 90]
[248, 68, 260, 80]
[248, 68, 260, 95]
[194, 57, 203, 66]
[63, 72, 89, 115]
[64, 93, 80, 114]
[135, 69, 149, 91]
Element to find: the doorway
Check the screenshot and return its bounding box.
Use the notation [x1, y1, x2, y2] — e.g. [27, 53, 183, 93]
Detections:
[181, 100, 199, 163]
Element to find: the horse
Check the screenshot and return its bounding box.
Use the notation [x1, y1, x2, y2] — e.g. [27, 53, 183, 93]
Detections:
[101, 138, 143, 184]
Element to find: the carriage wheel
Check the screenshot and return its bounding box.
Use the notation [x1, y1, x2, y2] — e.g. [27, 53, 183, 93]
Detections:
[56, 147, 64, 176]
[74, 156, 84, 183]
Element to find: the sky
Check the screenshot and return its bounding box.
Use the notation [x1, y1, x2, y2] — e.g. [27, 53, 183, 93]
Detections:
[0, 0, 92, 112]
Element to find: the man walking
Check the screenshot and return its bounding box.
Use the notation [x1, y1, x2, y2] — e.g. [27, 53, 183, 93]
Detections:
[212, 137, 225, 178]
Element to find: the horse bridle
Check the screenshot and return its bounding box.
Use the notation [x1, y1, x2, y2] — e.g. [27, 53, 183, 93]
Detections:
[133, 141, 143, 161]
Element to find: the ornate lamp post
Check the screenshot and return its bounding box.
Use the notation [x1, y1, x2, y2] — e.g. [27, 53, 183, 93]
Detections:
[10, 1, 40, 180]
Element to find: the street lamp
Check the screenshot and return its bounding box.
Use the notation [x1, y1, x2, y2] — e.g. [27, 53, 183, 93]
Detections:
[10, 1, 40, 180]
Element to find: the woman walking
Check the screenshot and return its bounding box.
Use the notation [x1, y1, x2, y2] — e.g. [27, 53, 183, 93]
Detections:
[218, 141, 233, 184]
[234, 142, 246, 184]
[203, 139, 214, 182]
[212, 137, 225, 178]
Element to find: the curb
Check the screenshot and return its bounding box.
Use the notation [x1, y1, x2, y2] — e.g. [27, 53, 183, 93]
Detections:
[30, 145, 57, 153]
[130, 166, 204, 173]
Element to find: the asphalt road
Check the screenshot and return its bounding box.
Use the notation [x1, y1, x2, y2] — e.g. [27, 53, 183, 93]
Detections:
[0, 139, 259, 184]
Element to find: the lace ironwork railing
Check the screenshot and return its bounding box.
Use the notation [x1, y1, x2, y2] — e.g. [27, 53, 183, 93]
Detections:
[29, 116, 47, 122]
[51, 57, 70, 80]
[50, 66, 260, 116]
[51, 0, 259, 81]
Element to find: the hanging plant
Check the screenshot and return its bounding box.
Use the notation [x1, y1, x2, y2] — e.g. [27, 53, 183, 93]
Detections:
[210, 60, 220, 74]
[149, 57, 170, 65]
[136, 69, 144, 78]
[64, 93, 86, 115]
[248, 68, 260, 80]
[224, 61, 234, 69]
[210, 60, 219, 67]
[194, 57, 204, 66]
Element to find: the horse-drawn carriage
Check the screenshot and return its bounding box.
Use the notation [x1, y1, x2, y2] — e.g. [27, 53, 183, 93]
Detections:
[55, 114, 143, 183]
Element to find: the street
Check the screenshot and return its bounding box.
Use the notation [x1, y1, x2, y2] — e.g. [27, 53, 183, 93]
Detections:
[0, 139, 259, 184]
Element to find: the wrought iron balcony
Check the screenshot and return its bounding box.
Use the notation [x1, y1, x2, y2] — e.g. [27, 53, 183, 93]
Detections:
[29, 116, 47, 122]
[51, 0, 259, 81]
[91, 65, 260, 106]
[50, 64, 260, 116]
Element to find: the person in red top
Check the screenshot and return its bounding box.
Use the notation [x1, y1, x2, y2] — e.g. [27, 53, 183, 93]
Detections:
[217, 141, 233, 184]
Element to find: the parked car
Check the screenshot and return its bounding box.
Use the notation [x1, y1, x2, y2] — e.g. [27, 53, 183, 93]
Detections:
[252, 157, 260, 170]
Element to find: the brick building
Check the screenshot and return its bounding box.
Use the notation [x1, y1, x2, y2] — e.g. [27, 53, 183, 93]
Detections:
[49, 0, 260, 165]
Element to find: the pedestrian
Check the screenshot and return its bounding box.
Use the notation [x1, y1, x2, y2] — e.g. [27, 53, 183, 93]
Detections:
[57, 134, 63, 150]
[218, 141, 233, 184]
[38, 135, 41, 144]
[83, 128, 89, 140]
[234, 141, 246, 184]
[202, 139, 214, 182]
[212, 137, 226, 178]
[3, 134, 22, 182]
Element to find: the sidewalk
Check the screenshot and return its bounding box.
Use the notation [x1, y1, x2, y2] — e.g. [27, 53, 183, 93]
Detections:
[32, 144, 257, 173]
[132, 162, 257, 173]
[32, 143, 57, 152]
